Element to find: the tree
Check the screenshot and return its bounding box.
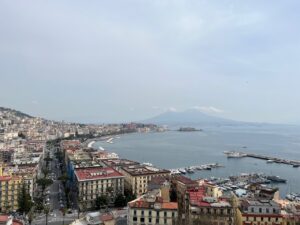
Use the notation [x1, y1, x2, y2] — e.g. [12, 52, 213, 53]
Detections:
[42, 168, 50, 178]
[36, 178, 53, 192]
[27, 208, 35, 225]
[44, 156, 52, 167]
[124, 188, 136, 203]
[95, 195, 108, 209]
[44, 205, 50, 225]
[62, 207, 67, 225]
[18, 183, 32, 214]
[114, 194, 126, 207]
[58, 173, 69, 188]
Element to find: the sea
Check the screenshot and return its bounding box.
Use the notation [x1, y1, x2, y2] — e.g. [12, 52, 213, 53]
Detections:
[93, 124, 300, 197]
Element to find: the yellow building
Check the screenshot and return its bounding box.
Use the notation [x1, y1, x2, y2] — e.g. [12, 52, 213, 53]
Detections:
[237, 199, 284, 225]
[120, 165, 170, 196]
[0, 175, 22, 212]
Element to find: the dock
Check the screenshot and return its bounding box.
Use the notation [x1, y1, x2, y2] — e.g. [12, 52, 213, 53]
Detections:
[225, 151, 300, 167]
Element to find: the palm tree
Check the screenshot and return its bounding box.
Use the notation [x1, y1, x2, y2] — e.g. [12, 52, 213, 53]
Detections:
[27, 208, 35, 225]
[44, 205, 50, 225]
[62, 207, 67, 225]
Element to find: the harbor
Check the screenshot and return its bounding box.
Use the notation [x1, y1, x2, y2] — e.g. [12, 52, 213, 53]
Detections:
[224, 151, 300, 167]
[170, 163, 223, 175]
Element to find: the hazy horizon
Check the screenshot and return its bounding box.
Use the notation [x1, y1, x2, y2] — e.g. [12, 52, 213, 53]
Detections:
[1, 1, 300, 124]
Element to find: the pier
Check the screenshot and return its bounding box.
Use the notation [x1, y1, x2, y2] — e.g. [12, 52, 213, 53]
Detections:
[225, 151, 300, 167]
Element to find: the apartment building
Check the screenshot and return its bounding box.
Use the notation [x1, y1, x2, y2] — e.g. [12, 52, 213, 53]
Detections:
[75, 167, 124, 208]
[128, 182, 178, 225]
[237, 198, 283, 225]
[186, 186, 234, 225]
[120, 165, 170, 196]
[0, 175, 21, 212]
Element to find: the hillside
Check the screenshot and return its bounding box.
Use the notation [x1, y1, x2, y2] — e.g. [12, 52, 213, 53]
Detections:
[142, 109, 244, 126]
[0, 107, 33, 118]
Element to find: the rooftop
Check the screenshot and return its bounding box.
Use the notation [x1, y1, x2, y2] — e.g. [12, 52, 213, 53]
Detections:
[75, 167, 124, 181]
[122, 164, 169, 176]
[188, 187, 231, 208]
[102, 158, 139, 167]
[129, 190, 178, 210]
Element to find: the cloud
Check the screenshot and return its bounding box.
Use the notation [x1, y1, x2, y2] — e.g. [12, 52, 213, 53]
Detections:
[167, 107, 177, 112]
[192, 106, 224, 114]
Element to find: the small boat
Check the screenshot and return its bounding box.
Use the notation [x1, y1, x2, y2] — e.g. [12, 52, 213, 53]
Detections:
[179, 168, 186, 174]
[186, 168, 194, 173]
[292, 164, 300, 168]
[142, 162, 153, 167]
[266, 176, 287, 183]
[267, 160, 274, 163]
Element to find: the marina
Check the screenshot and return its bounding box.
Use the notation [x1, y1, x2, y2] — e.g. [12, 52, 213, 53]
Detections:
[170, 163, 223, 175]
[224, 151, 300, 167]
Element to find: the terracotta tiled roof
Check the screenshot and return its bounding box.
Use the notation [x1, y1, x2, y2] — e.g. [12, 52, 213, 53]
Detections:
[162, 202, 178, 210]
[75, 167, 124, 181]
[0, 215, 9, 222]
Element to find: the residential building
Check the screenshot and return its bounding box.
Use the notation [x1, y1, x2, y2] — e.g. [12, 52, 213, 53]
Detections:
[0, 174, 22, 212]
[75, 167, 124, 209]
[120, 165, 170, 196]
[128, 181, 178, 225]
[186, 186, 234, 225]
[237, 198, 283, 225]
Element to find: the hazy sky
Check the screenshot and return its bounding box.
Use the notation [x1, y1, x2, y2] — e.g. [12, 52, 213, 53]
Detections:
[1, 1, 300, 123]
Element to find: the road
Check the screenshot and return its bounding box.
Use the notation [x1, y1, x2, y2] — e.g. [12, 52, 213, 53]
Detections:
[32, 145, 77, 225]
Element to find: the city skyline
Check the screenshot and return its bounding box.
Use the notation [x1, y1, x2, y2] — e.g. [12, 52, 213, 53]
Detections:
[1, 1, 300, 124]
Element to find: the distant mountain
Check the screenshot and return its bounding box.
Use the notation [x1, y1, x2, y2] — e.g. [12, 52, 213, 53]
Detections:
[0, 107, 33, 118]
[142, 109, 245, 126]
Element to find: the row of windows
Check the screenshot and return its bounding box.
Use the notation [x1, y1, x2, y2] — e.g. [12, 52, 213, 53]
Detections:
[191, 208, 232, 215]
[133, 216, 170, 224]
[80, 178, 123, 185]
[249, 207, 278, 214]
[245, 216, 280, 222]
[133, 210, 176, 217]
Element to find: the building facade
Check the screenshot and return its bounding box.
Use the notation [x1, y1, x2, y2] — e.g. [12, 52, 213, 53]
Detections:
[120, 165, 170, 196]
[75, 167, 124, 208]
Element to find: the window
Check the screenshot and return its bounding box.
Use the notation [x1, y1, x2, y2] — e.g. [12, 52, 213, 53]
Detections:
[140, 218, 145, 223]
[133, 210, 137, 216]
[149, 218, 152, 223]
[164, 212, 167, 217]
[141, 210, 144, 216]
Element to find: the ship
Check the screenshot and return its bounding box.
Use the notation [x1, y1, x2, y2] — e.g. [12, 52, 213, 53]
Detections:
[226, 152, 247, 158]
[266, 176, 287, 183]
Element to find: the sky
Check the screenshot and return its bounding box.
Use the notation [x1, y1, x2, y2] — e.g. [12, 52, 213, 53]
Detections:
[1, 0, 300, 124]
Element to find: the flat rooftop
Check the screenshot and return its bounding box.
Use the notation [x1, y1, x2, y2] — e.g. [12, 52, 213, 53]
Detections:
[102, 158, 140, 167]
[122, 164, 170, 176]
[75, 167, 124, 181]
